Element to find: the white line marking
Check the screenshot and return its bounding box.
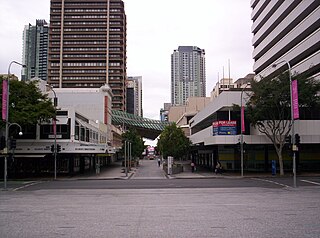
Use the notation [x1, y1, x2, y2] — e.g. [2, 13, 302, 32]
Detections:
[300, 180, 320, 186]
[13, 181, 44, 191]
[251, 178, 291, 188]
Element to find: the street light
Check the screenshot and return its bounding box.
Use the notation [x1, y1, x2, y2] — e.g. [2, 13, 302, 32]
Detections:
[272, 60, 296, 188]
[46, 84, 58, 180]
[240, 82, 251, 177]
[124, 140, 131, 177]
[3, 61, 26, 190]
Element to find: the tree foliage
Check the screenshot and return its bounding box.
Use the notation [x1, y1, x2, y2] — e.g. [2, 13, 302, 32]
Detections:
[0, 77, 56, 128]
[157, 123, 191, 160]
[121, 128, 146, 158]
[247, 72, 320, 175]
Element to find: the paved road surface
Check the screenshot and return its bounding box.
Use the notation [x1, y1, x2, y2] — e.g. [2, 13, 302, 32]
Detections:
[1, 159, 320, 237]
[1, 187, 320, 238]
[132, 159, 167, 179]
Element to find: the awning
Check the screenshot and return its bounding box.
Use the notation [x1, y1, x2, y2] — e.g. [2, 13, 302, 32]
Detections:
[13, 154, 46, 158]
[76, 119, 98, 131]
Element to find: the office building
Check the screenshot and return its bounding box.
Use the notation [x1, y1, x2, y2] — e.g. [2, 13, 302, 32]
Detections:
[251, 0, 320, 79]
[22, 20, 49, 81]
[171, 46, 206, 106]
[48, 0, 127, 111]
[126, 76, 143, 117]
[160, 103, 171, 122]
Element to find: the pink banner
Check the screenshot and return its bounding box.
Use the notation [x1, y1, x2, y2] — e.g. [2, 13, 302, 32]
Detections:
[2, 80, 8, 121]
[241, 106, 245, 133]
[292, 80, 299, 120]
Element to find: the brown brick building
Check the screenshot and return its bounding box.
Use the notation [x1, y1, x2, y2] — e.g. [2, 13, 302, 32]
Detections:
[48, 0, 127, 111]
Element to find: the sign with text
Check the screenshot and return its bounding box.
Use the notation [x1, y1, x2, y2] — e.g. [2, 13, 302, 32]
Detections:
[212, 120, 237, 136]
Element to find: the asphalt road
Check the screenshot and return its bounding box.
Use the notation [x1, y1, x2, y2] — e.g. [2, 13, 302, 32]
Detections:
[1, 159, 320, 191]
[1, 160, 320, 238]
[1, 186, 320, 238]
[2, 176, 319, 191]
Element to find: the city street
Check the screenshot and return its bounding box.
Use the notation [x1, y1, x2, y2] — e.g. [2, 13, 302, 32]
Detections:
[1, 160, 320, 237]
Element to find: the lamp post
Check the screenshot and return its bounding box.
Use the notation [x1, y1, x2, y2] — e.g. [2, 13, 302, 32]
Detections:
[272, 60, 296, 188]
[46, 84, 58, 180]
[240, 83, 250, 177]
[124, 140, 131, 177]
[124, 140, 127, 177]
[3, 61, 25, 190]
[129, 141, 132, 171]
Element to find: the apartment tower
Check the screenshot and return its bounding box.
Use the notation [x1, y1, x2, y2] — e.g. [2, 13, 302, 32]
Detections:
[171, 46, 206, 106]
[22, 19, 49, 81]
[251, 0, 320, 79]
[126, 76, 143, 117]
[48, 0, 127, 111]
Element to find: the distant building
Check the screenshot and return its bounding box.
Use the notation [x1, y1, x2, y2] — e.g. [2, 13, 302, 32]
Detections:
[210, 78, 236, 99]
[251, 0, 320, 79]
[126, 76, 143, 117]
[160, 103, 171, 122]
[48, 0, 127, 111]
[210, 74, 254, 100]
[171, 46, 206, 106]
[22, 19, 49, 81]
[168, 97, 210, 136]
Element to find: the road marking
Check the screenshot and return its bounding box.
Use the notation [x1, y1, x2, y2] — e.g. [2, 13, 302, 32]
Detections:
[13, 181, 44, 191]
[300, 180, 320, 186]
[251, 178, 291, 188]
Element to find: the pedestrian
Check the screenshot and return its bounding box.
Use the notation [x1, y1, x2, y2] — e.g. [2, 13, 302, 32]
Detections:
[215, 161, 222, 174]
[158, 158, 161, 167]
[191, 162, 195, 173]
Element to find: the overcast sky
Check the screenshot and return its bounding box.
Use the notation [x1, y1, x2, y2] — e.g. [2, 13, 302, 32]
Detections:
[0, 0, 254, 122]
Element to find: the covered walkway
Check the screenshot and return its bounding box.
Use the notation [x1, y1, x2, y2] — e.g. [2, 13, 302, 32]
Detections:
[111, 110, 170, 140]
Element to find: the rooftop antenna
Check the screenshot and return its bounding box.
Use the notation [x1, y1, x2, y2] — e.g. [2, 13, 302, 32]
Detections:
[222, 66, 225, 80]
[228, 59, 231, 89]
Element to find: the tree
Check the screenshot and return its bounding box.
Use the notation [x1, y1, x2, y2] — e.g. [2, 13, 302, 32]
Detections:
[247, 72, 320, 175]
[157, 123, 191, 160]
[121, 128, 145, 159]
[0, 77, 56, 128]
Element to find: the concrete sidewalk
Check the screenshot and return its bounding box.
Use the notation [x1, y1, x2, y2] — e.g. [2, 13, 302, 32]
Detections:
[165, 160, 320, 179]
[167, 161, 233, 179]
[67, 161, 137, 180]
[65, 160, 320, 180]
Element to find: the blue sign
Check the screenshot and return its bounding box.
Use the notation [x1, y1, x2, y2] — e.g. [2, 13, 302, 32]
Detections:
[212, 121, 237, 136]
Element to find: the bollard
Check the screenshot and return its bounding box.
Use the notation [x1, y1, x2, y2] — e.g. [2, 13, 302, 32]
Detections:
[271, 160, 276, 176]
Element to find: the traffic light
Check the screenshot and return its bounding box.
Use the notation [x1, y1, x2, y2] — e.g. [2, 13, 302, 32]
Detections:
[243, 142, 247, 150]
[51, 144, 55, 153]
[295, 134, 300, 146]
[10, 139, 17, 150]
[0, 136, 6, 150]
[57, 144, 61, 153]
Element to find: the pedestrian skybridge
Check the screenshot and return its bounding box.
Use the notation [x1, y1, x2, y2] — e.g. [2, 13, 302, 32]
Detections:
[111, 110, 170, 140]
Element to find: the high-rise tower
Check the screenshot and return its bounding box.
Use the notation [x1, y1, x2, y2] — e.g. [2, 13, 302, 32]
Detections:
[48, 0, 127, 111]
[251, 0, 320, 79]
[171, 46, 206, 106]
[22, 19, 49, 81]
[126, 76, 143, 117]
